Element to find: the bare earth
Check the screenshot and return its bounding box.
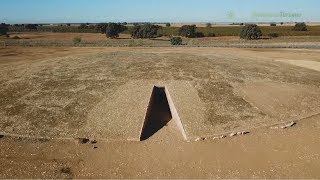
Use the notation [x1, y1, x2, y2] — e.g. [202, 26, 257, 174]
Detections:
[0, 47, 320, 178]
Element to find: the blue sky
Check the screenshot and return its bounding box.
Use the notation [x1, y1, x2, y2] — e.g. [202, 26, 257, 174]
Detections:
[1, 0, 319, 23]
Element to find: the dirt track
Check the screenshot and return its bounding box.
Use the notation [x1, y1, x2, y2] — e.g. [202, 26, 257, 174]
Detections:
[0, 47, 320, 178]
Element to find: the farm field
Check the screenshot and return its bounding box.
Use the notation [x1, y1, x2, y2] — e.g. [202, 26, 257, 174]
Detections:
[8, 25, 320, 36]
[0, 46, 320, 178]
[2, 32, 320, 48]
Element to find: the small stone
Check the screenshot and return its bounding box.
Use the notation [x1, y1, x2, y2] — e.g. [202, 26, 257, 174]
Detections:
[195, 138, 201, 142]
[201, 137, 207, 141]
[237, 132, 242, 135]
[229, 133, 237, 137]
[93, 146, 98, 149]
[79, 138, 90, 144]
[220, 135, 226, 139]
[241, 131, 249, 135]
[286, 121, 296, 127]
[281, 121, 296, 129]
[91, 140, 97, 144]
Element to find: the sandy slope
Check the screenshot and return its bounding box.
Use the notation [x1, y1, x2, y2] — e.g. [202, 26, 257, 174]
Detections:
[0, 47, 320, 178]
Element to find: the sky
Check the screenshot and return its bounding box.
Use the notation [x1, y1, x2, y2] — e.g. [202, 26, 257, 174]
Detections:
[1, 0, 320, 24]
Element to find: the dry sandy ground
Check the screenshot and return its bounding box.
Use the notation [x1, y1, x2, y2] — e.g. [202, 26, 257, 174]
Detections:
[1, 114, 319, 179]
[0, 47, 320, 178]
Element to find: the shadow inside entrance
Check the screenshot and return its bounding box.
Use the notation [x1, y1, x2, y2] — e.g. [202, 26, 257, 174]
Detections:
[140, 86, 172, 141]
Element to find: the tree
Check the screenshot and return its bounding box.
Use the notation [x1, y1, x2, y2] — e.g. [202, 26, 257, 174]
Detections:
[240, 24, 262, 40]
[105, 23, 127, 38]
[88, 24, 96, 29]
[24, 24, 37, 30]
[195, 32, 205, 38]
[170, 37, 182, 45]
[131, 24, 161, 39]
[270, 23, 277, 26]
[206, 23, 212, 28]
[0, 23, 9, 35]
[95, 23, 108, 33]
[293, 22, 307, 31]
[179, 25, 197, 38]
[166, 23, 171, 27]
[78, 24, 87, 29]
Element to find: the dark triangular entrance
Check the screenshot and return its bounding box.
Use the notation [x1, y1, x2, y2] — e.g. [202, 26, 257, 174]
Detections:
[140, 86, 172, 141]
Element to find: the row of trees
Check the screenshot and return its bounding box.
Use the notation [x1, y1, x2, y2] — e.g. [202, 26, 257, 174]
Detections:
[95, 23, 128, 38]
[100, 23, 212, 39]
[101, 22, 307, 40]
[2, 22, 308, 41]
[131, 24, 161, 38]
[239, 22, 308, 40]
[0, 23, 9, 35]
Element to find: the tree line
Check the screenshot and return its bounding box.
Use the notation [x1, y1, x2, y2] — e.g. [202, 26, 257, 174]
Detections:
[1, 22, 309, 45]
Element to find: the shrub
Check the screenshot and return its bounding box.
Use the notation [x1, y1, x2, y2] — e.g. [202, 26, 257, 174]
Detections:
[206, 32, 216, 37]
[170, 37, 182, 45]
[12, 35, 21, 39]
[166, 23, 171, 27]
[270, 23, 277, 26]
[206, 23, 212, 28]
[293, 22, 307, 31]
[73, 36, 82, 44]
[267, 32, 279, 38]
[240, 24, 262, 40]
[0, 23, 9, 35]
[280, 22, 284, 25]
[105, 23, 127, 38]
[179, 25, 197, 38]
[131, 24, 161, 39]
